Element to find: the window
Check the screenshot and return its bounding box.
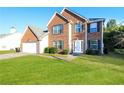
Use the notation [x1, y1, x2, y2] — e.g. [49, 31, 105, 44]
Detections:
[90, 40, 98, 50]
[53, 24, 63, 34]
[75, 23, 83, 33]
[90, 23, 97, 33]
[53, 40, 64, 49]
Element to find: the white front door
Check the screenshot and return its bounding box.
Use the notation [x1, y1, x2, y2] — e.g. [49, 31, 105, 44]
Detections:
[73, 40, 84, 53]
[22, 43, 37, 53]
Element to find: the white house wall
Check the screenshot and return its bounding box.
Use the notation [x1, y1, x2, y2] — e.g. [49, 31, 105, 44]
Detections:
[39, 35, 48, 53]
[0, 33, 22, 50]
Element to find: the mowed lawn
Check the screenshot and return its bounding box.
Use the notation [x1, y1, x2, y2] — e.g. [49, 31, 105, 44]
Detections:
[0, 50, 16, 54]
[0, 53, 124, 84]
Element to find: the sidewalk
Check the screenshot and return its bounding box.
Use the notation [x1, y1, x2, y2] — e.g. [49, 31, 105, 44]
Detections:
[0, 53, 29, 60]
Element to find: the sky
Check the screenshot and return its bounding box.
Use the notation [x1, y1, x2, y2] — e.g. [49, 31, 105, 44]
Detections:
[0, 7, 124, 34]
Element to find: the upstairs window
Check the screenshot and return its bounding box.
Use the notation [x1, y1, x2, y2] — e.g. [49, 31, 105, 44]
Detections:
[90, 40, 98, 50]
[90, 23, 97, 33]
[53, 40, 64, 49]
[75, 23, 83, 33]
[53, 24, 63, 34]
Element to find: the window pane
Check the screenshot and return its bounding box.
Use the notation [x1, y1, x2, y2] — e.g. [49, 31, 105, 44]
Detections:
[53, 24, 63, 34]
[53, 41, 64, 49]
[90, 23, 97, 32]
[90, 40, 98, 49]
[75, 23, 82, 32]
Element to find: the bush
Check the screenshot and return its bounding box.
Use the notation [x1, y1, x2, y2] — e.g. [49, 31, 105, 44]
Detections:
[49, 47, 58, 54]
[86, 49, 92, 54]
[114, 49, 124, 54]
[86, 48, 100, 55]
[44, 47, 49, 53]
[58, 49, 69, 55]
[44, 47, 58, 54]
[104, 48, 108, 54]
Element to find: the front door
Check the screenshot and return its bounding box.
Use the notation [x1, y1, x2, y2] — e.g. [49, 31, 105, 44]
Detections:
[73, 40, 84, 53]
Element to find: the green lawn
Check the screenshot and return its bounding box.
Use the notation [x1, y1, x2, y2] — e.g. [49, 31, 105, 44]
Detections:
[0, 53, 124, 84]
[0, 50, 16, 54]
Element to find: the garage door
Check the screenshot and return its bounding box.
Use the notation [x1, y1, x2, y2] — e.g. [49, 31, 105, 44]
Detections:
[22, 43, 37, 53]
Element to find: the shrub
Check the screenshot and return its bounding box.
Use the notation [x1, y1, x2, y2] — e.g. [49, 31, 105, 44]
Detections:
[114, 49, 124, 54]
[49, 47, 58, 54]
[44, 47, 49, 53]
[104, 48, 108, 54]
[86, 49, 92, 54]
[59, 49, 69, 55]
[86, 48, 100, 55]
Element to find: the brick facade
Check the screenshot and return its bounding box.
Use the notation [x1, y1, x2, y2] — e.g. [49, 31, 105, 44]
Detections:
[48, 14, 69, 49]
[21, 27, 39, 53]
[21, 27, 38, 43]
[47, 8, 104, 54]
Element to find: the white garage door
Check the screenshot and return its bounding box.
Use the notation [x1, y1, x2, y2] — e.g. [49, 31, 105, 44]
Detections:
[22, 43, 37, 53]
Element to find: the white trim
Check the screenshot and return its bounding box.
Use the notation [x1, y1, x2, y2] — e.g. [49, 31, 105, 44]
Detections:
[89, 19, 105, 23]
[101, 21, 104, 54]
[73, 40, 84, 53]
[47, 12, 68, 27]
[61, 8, 89, 22]
[68, 23, 72, 53]
[84, 23, 87, 51]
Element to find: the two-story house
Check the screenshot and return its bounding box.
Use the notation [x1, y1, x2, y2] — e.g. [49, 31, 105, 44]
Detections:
[47, 8, 105, 54]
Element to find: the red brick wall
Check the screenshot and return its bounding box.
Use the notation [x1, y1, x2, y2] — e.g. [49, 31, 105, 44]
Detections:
[21, 27, 38, 43]
[87, 32, 101, 40]
[61, 10, 87, 41]
[48, 14, 69, 49]
[21, 27, 38, 52]
[87, 22, 102, 40]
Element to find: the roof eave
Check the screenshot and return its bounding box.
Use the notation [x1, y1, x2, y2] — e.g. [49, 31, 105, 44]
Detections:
[61, 8, 89, 22]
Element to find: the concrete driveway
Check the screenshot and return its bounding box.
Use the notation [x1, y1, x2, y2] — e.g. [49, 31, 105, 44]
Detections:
[0, 53, 29, 60]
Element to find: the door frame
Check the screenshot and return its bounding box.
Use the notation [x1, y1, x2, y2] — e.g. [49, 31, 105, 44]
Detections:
[73, 40, 84, 53]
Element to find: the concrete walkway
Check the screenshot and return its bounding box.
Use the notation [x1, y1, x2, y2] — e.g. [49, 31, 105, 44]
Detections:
[51, 55, 77, 61]
[0, 53, 29, 60]
[39, 54, 77, 61]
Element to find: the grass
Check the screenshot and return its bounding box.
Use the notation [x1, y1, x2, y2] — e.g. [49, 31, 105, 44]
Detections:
[0, 53, 123, 84]
[44, 53, 68, 57]
[0, 50, 16, 54]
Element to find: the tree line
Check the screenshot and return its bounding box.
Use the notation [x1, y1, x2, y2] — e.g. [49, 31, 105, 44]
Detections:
[104, 19, 124, 52]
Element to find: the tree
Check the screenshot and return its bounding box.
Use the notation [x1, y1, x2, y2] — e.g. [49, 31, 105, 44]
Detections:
[114, 25, 124, 48]
[106, 19, 118, 32]
[104, 19, 124, 51]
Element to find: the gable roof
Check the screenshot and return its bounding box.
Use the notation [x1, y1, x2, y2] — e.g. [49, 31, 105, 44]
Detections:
[22, 25, 48, 41]
[61, 8, 89, 21]
[47, 12, 69, 27]
[28, 25, 48, 40]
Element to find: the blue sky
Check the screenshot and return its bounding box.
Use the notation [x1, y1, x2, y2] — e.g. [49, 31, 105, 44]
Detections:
[0, 7, 124, 34]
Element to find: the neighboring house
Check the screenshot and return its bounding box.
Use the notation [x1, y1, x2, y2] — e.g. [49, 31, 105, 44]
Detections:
[21, 25, 48, 53]
[47, 8, 105, 54]
[0, 27, 22, 50]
